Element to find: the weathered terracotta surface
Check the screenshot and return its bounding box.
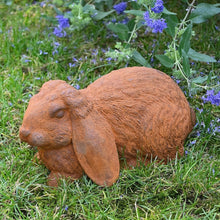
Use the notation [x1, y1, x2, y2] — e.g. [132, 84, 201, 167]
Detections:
[19, 67, 196, 187]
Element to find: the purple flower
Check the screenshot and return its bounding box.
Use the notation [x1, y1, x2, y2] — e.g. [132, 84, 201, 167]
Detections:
[64, 205, 68, 211]
[40, 1, 46, 7]
[21, 55, 31, 63]
[69, 63, 76, 67]
[53, 27, 66, 37]
[112, 19, 117, 23]
[52, 50, 58, 56]
[73, 57, 78, 62]
[144, 11, 153, 26]
[106, 57, 112, 63]
[67, 76, 72, 81]
[113, 2, 127, 14]
[202, 90, 220, 106]
[56, 15, 70, 29]
[74, 84, 80, 90]
[144, 11, 167, 33]
[152, 19, 167, 33]
[54, 41, 61, 47]
[214, 126, 220, 133]
[151, 0, 164, 13]
[92, 49, 98, 56]
[91, 12, 98, 18]
[39, 50, 48, 55]
[91, 59, 97, 64]
[196, 108, 203, 113]
[120, 17, 129, 24]
[190, 140, 197, 145]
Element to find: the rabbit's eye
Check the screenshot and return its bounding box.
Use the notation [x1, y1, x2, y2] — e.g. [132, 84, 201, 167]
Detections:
[55, 110, 65, 119]
[50, 106, 65, 118]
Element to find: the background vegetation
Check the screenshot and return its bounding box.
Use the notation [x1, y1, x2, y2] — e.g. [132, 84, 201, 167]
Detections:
[0, 0, 219, 219]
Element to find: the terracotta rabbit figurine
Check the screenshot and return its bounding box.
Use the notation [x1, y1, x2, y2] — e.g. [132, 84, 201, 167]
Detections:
[19, 67, 195, 187]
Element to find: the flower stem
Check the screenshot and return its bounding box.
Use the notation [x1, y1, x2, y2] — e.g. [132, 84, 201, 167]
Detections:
[174, 0, 196, 41]
[127, 23, 137, 44]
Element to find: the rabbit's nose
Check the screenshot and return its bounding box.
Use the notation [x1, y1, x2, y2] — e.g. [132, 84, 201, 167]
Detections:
[19, 128, 31, 139]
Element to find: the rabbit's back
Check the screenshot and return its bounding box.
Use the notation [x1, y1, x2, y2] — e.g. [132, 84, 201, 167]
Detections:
[85, 67, 184, 104]
[85, 67, 189, 117]
[84, 67, 193, 161]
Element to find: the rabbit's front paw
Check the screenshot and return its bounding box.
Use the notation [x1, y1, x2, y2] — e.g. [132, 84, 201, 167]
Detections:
[32, 151, 43, 164]
[47, 172, 60, 187]
[47, 172, 82, 187]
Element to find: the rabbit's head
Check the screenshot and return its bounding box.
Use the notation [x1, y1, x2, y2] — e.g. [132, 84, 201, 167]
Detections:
[19, 80, 77, 149]
[20, 80, 120, 186]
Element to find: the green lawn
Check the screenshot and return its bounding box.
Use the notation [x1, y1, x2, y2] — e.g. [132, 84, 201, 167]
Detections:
[0, 1, 219, 219]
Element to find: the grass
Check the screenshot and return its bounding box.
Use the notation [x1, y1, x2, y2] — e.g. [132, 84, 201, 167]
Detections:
[0, 0, 219, 219]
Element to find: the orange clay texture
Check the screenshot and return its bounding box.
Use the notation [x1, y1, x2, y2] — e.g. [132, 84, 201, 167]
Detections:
[20, 67, 196, 187]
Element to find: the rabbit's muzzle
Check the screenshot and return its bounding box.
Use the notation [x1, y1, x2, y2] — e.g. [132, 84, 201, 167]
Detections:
[19, 128, 30, 139]
[20, 127, 49, 147]
[19, 126, 72, 149]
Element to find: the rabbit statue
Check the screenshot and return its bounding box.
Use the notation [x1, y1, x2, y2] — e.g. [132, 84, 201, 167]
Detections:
[19, 67, 196, 187]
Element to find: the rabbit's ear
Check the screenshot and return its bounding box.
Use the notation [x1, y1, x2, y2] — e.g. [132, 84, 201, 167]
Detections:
[71, 110, 120, 186]
[62, 88, 91, 118]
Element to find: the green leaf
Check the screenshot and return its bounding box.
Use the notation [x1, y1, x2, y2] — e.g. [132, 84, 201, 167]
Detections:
[132, 50, 151, 67]
[6, 0, 13, 5]
[84, 4, 114, 20]
[94, 0, 113, 10]
[107, 23, 129, 41]
[130, 1, 140, 10]
[182, 49, 191, 77]
[188, 48, 216, 62]
[155, 55, 174, 68]
[164, 14, 179, 37]
[163, 7, 177, 15]
[83, 4, 95, 13]
[63, 1, 73, 7]
[190, 3, 220, 24]
[124, 10, 144, 17]
[106, 0, 113, 9]
[136, 19, 145, 29]
[192, 76, 208, 84]
[107, 23, 129, 32]
[179, 23, 192, 55]
[127, 19, 135, 31]
[188, 82, 202, 95]
[172, 70, 184, 79]
[52, 5, 63, 15]
[92, 10, 114, 20]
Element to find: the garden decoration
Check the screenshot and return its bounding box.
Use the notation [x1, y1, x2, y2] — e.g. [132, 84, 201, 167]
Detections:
[19, 67, 196, 187]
